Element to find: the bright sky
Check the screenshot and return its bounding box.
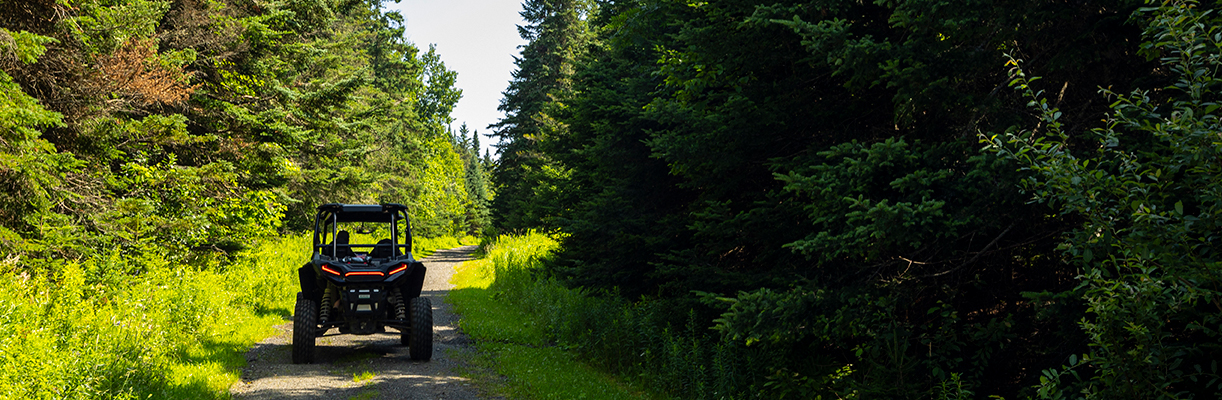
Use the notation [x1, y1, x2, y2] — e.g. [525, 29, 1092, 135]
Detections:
[384, 0, 528, 159]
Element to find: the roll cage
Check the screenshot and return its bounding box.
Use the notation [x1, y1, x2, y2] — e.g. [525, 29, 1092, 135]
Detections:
[312, 203, 413, 259]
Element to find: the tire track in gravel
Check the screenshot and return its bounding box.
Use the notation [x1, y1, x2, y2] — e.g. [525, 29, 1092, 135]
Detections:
[230, 245, 487, 400]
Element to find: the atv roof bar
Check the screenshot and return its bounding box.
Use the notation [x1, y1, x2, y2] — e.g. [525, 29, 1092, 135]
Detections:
[312, 203, 414, 257]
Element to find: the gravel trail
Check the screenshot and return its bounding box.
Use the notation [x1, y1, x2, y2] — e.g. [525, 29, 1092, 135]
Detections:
[230, 245, 485, 400]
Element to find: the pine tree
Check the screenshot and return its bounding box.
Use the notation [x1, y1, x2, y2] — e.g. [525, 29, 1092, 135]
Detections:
[489, 0, 592, 231]
[457, 124, 491, 235]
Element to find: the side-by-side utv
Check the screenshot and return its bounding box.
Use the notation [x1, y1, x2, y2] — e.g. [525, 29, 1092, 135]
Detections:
[292, 203, 432, 363]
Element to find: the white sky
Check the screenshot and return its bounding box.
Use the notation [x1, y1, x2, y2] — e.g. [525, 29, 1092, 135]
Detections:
[384, 0, 528, 159]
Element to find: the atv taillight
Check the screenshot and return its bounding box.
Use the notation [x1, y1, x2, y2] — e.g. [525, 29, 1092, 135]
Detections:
[345, 271, 385, 277]
[322, 265, 341, 276]
[388, 264, 408, 275]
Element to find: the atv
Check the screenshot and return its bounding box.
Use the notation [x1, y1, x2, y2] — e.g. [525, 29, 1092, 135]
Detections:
[292, 203, 432, 363]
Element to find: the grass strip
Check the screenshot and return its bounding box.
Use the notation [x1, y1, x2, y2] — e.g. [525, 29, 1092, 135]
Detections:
[447, 233, 666, 400]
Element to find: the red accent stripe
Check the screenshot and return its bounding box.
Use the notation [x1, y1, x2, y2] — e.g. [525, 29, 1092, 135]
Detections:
[346, 271, 385, 277]
[388, 264, 408, 275]
[321, 266, 341, 275]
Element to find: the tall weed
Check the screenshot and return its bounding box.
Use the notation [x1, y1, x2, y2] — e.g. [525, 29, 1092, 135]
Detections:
[0, 234, 306, 398]
[453, 232, 798, 399]
[451, 232, 658, 399]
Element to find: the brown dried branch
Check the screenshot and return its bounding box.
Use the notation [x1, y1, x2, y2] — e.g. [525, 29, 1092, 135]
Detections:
[95, 38, 199, 107]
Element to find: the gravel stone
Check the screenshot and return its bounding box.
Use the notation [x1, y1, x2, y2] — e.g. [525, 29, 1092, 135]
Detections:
[230, 246, 488, 400]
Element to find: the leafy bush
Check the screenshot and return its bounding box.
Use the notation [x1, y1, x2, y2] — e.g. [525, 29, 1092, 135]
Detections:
[987, 0, 1222, 397]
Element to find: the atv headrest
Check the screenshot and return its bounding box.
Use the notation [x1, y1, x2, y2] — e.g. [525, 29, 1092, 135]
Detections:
[370, 238, 401, 258]
[323, 230, 356, 258]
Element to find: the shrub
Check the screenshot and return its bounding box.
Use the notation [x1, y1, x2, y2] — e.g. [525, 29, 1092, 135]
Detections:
[987, 0, 1222, 396]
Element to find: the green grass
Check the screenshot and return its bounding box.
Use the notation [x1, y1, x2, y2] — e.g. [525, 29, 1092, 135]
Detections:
[489, 343, 649, 400]
[0, 234, 307, 399]
[352, 371, 376, 383]
[0, 233, 474, 399]
[447, 233, 667, 400]
[448, 287, 546, 345]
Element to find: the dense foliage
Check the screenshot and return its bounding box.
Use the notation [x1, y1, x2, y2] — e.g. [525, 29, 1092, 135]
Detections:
[491, 0, 1222, 397]
[490, 0, 593, 231]
[1, 0, 481, 255]
[0, 0, 487, 396]
[988, 2, 1222, 396]
[455, 123, 494, 236]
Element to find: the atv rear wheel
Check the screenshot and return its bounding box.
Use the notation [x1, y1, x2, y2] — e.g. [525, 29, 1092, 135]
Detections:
[408, 297, 433, 361]
[292, 292, 317, 364]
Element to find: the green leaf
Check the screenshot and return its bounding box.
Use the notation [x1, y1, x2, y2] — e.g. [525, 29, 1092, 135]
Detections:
[0, 29, 57, 64]
[1175, 201, 1183, 215]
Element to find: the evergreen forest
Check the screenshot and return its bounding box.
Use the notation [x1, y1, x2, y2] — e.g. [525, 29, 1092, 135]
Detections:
[3, 0, 1222, 397]
[490, 0, 1222, 397]
[2, 0, 495, 253]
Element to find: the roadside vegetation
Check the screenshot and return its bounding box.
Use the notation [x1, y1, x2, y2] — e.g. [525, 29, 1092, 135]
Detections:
[449, 233, 669, 400]
[491, 0, 1222, 398]
[0, 231, 470, 399]
[452, 232, 855, 399]
[0, 0, 492, 397]
[0, 234, 302, 398]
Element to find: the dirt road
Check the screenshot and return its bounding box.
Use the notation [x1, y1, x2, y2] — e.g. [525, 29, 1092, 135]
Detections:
[229, 246, 485, 399]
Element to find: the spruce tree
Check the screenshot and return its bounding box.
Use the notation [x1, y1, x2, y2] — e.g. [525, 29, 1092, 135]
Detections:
[458, 124, 491, 235]
[490, 0, 591, 231]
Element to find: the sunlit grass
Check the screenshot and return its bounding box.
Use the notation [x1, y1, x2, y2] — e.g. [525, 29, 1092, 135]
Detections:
[352, 371, 375, 383]
[489, 343, 647, 400]
[450, 257, 495, 289]
[0, 225, 475, 399]
[447, 232, 666, 400]
[164, 311, 283, 395]
[0, 234, 307, 399]
[448, 286, 544, 346]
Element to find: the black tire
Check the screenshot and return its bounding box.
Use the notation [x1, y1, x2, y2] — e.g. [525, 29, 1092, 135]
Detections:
[292, 292, 317, 364]
[408, 297, 433, 361]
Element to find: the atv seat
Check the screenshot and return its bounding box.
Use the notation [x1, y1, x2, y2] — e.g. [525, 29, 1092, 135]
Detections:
[322, 230, 358, 258]
[369, 238, 402, 258]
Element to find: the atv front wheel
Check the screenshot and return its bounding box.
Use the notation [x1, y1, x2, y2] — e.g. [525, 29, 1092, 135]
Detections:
[292, 292, 317, 364]
[408, 297, 433, 361]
